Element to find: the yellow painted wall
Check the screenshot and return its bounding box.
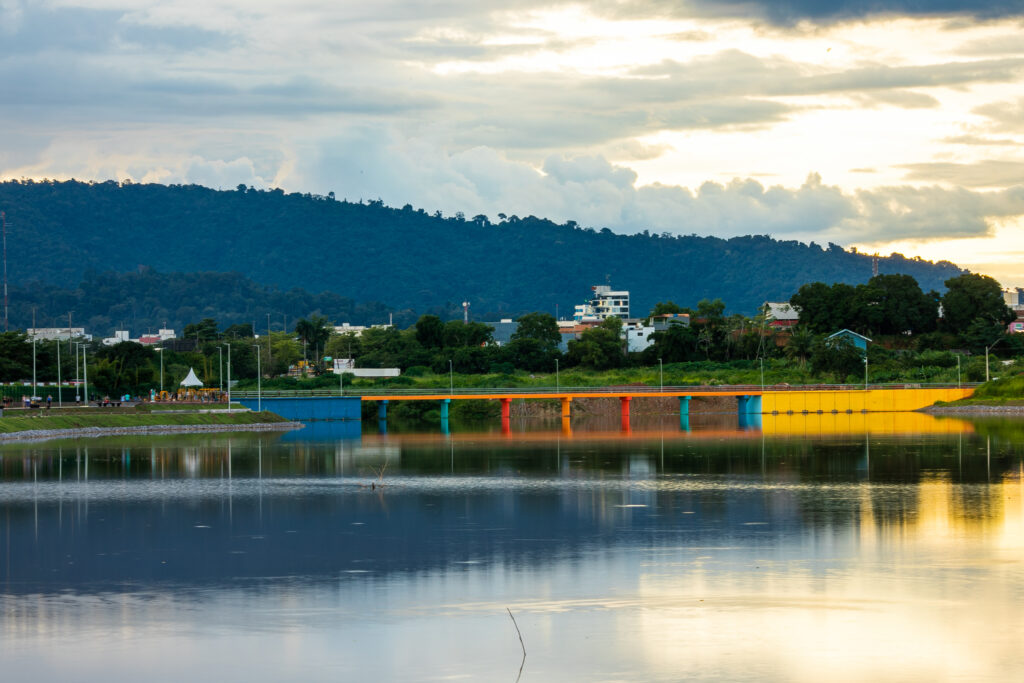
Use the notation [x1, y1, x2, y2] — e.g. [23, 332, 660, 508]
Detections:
[761, 387, 973, 414]
[762, 411, 974, 436]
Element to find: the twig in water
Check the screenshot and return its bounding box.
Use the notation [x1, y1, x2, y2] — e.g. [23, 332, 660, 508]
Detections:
[507, 607, 526, 682]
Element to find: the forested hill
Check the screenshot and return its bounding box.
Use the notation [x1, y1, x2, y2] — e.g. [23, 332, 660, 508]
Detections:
[1, 179, 964, 320]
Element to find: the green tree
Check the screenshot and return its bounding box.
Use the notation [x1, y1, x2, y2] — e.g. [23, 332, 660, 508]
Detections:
[648, 301, 687, 319]
[183, 318, 219, 341]
[852, 274, 938, 336]
[941, 273, 1014, 334]
[512, 312, 561, 348]
[567, 317, 624, 370]
[784, 326, 815, 367]
[415, 315, 445, 349]
[646, 320, 697, 363]
[442, 320, 493, 348]
[0, 332, 32, 381]
[810, 335, 865, 382]
[508, 312, 562, 371]
[294, 315, 331, 361]
[222, 323, 254, 338]
[92, 341, 158, 395]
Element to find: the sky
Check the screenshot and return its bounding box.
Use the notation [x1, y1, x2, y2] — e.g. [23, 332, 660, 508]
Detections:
[2, 1, 1024, 284]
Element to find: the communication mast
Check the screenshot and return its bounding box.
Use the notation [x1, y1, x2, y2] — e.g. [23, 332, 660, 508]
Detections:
[872, 253, 879, 278]
[462, 301, 470, 324]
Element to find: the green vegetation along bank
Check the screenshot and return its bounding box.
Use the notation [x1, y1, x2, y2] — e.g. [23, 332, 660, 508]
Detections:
[0, 409, 298, 440]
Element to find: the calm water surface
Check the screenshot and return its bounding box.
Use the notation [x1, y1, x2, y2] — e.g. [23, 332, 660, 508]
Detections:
[1, 413, 1023, 682]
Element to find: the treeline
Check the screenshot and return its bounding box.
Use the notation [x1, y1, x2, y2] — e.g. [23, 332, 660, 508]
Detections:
[3, 272, 1019, 397]
[0, 179, 965, 318]
[8, 269, 409, 336]
[790, 272, 1015, 348]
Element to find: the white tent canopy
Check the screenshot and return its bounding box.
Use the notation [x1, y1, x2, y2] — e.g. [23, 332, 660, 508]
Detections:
[179, 368, 204, 387]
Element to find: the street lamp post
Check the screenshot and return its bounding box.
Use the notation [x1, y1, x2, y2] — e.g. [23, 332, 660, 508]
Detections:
[253, 344, 262, 412]
[156, 348, 164, 393]
[659, 357, 663, 392]
[865, 355, 869, 390]
[555, 358, 559, 393]
[225, 343, 232, 407]
[82, 346, 88, 405]
[56, 340, 61, 407]
[73, 342, 81, 402]
[759, 357, 764, 392]
[218, 346, 223, 393]
[985, 337, 1004, 382]
[448, 359, 453, 395]
[32, 336, 36, 400]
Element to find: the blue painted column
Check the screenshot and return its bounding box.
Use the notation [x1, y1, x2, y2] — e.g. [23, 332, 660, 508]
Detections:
[679, 396, 691, 431]
[378, 419, 388, 435]
[440, 398, 450, 421]
[737, 395, 749, 414]
[377, 399, 389, 420]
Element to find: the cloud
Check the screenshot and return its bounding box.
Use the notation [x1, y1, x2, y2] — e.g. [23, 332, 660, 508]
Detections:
[943, 134, 1022, 146]
[973, 97, 1024, 132]
[279, 131, 1024, 244]
[653, 1, 1024, 25]
[899, 160, 1024, 187]
[0, 4, 234, 57]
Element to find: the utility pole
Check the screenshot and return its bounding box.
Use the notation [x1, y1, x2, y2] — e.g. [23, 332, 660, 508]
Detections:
[82, 346, 88, 405]
[253, 344, 262, 412]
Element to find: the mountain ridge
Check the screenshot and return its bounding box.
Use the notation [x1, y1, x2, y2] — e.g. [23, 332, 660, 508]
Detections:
[0, 179, 965, 329]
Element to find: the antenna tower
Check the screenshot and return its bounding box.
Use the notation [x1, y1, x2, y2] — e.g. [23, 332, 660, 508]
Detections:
[1, 210, 7, 331]
[462, 301, 470, 324]
[872, 253, 879, 278]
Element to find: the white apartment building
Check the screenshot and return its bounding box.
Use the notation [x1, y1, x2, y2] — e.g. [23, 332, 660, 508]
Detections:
[574, 285, 630, 322]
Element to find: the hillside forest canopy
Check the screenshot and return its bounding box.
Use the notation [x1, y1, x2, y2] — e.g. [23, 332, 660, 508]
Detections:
[0, 179, 966, 332]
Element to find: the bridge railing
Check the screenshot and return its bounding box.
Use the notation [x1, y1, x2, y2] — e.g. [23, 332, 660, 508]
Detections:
[229, 382, 978, 399]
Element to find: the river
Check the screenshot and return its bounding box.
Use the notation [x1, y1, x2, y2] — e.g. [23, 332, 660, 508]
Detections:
[1, 413, 1022, 681]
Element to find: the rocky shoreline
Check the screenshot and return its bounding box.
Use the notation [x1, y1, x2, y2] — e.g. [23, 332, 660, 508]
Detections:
[0, 421, 305, 444]
[921, 404, 1024, 415]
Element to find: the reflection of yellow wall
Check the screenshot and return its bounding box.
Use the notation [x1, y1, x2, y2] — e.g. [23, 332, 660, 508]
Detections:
[762, 388, 973, 414]
[762, 412, 973, 436]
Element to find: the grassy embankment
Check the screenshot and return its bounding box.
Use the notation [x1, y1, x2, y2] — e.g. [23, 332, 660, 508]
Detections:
[933, 374, 1024, 407]
[0, 408, 288, 434]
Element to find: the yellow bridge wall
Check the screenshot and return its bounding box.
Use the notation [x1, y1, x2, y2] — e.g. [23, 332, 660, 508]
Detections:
[761, 387, 973, 414]
[761, 412, 973, 436]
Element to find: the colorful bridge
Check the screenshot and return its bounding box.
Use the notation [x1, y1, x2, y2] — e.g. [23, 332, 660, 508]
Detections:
[236, 384, 975, 425]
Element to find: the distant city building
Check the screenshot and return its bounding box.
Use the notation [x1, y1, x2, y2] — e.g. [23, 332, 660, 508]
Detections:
[650, 313, 690, 330]
[827, 329, 871, 352]
[101, 329, 175, 346]
[331, 358, 400, 377]
[333, 323, 393, 337]
[1003, 287, 1024, 307]
[625, 321, 655, 352]
[487, 319, 518, 346]
[574, 285, 629, 322]
[764, 302, 800, 329]
[27, 327, 90, 341]
[103, 330, 131, 345]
